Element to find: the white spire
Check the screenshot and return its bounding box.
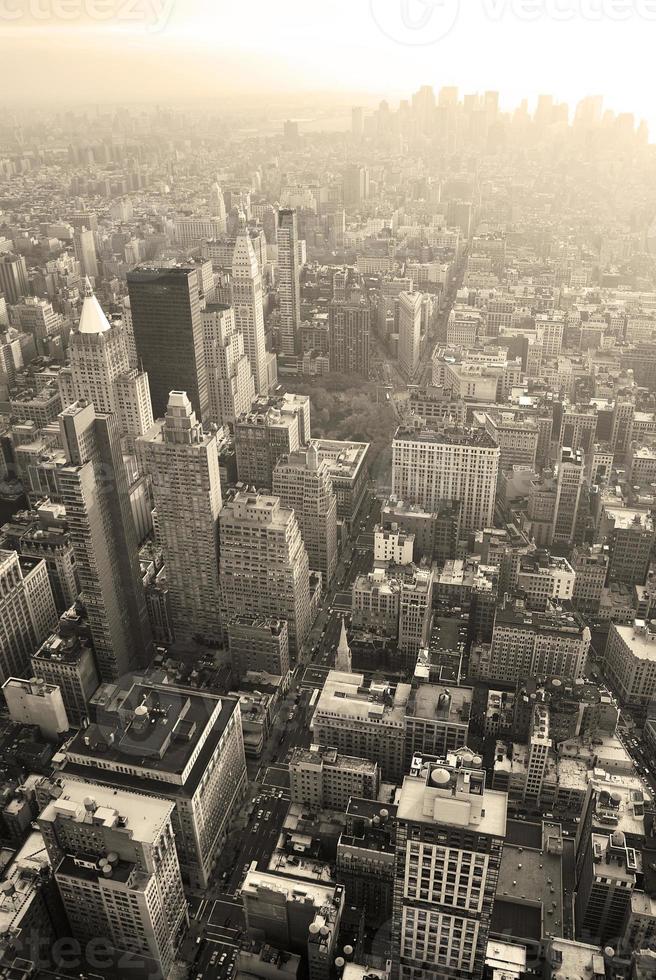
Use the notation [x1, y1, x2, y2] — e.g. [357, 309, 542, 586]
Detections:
[78, 280, 111, 335]
[335, 616, 352, 673]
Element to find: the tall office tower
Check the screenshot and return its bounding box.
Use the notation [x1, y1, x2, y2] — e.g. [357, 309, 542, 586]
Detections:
[392, 422, 499, 535]
[392, 753, 507, 980]
[227, 617, 290, 681]
[37, 777, 187, 978]
[235, 402, 301, 488]
[202, 303, 255, 425]
[0, 550, 57, 684]
[60, 681, 247, 890]
[398, 291, 423, 379]
[313, 671, 410, 782]
[552, 448, 585, 545]
[209, 180, 227, 233]
[351, 106, 364, 137]
[232, 212, 268, 395]
[328, 299, 370, 376]
[610, 400, 635, 458]
[0, 253, 29, 303]
[342, 165, 370, 207]
[277, 209, 301, 356]
[73, 227, 99, 280]
[137, 391, 223, 645]
[601, 506, 654, 586]
[66, 280, 153, 446]
[127, 265, 209, 421]
[574, 775, 642, 945]
[398, 566, 434, 667]
[272, 445, 338, 586]
[120, 295, 138, 367]
[524, 703, 551, 804]
[59, 400, 152, 680]
[219, 491, 311, 661]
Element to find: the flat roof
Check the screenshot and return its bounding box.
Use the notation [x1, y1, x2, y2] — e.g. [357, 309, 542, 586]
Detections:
[39, 775, 173, 843]
[396, 771, 507, 837]
[64, 684, 237, 794]
[405, 683, 472, 725]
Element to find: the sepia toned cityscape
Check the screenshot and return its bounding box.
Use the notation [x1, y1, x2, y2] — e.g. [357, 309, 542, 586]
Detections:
[1, 3, 656, 980]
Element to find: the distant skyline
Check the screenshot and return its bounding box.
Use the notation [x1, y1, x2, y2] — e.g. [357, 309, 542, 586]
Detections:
[0, 0, 653, 135]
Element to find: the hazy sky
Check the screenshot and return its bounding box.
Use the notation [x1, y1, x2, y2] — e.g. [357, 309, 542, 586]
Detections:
[0, 0, 652, 129]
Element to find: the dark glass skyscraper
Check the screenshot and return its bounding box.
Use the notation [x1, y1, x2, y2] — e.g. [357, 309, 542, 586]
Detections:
[127, 266, 209, 421]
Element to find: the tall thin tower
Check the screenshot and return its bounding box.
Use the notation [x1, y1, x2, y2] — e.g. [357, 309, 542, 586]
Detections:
[276, 208, 301, 357]
[210, 180, 227, 234]
[232, 212, 268, 395]
[59, 400, 152, 680]
[137, 391, 223, 645]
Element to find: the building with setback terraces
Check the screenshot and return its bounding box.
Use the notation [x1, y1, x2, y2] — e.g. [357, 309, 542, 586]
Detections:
[137, 391, 223, 645]
[219, 491, 311, 661]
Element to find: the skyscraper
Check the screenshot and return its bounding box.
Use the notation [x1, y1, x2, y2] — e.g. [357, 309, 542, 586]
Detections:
[392, 752, 507, 980]
[273, 445, 338, 586]
[202, 303, 255, 425]
[398, 291, 422, 379]
[232, 212, 268, 395]
[137, 391, 223, 645]
[127, 265, 209, 421]
[0, 549, 57, 684]
[328, 298, 370, 376]
[552, 447, 585, 545]
[65, 280, 153, 449]
[209, 180, 228, 233]
[38, 776, 187, 979]
[73, 227, 99, 280]
[0, 253, 29, 304]
[219, 490, 312, 661]
[59, 400, 152, 680]
[277, 209, 301, 356]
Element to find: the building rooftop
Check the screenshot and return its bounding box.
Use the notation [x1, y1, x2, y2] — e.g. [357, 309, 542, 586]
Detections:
[39, 775, 174, 843]
[290, 745, 378, 774]
[310, 439, 369, 478]
[495, 601, 588, 639]
[64, 682, 236, 792]
[602, 505, 654, 531]
[394, 422, 498, 449]
[397, 755, 507, 836]
[315, 672, 410, 728]
[0, 831, 50, 936]
[405, 684, 472, 725]
[494, 823, 564, 941]
[611, 621, 656, 662]
[241, 868, 342, 913]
